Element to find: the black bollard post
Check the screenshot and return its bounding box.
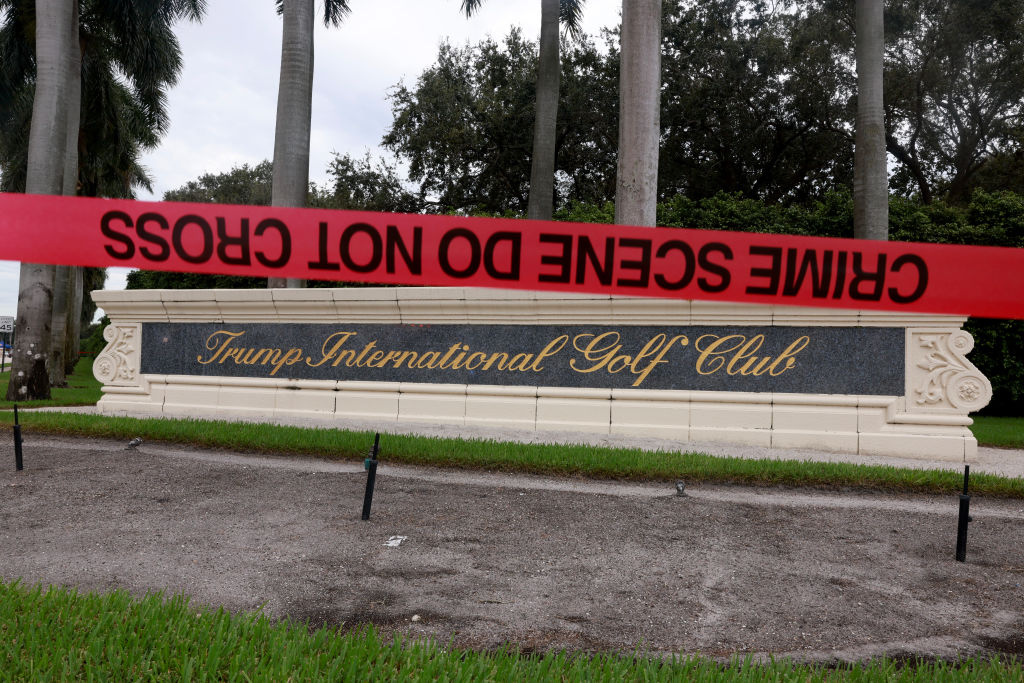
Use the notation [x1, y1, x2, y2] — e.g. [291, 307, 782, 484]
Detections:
[361, 433, 380, 521]
[955, 465, 971, 562]
[13, 403, 23, 471]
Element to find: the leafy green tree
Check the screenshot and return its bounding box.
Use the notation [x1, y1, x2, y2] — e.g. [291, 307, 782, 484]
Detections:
[323, 152, 423, 213]
[659, 0, 854, 203]
[884, 0, 1024, 203]
[165, 160, 274, 205]
[387, 1, 1022, 216]
[161, 155, 417, 212]
[268, 0, 349, 288]
[384, 29, 617, 214]
[385, 32, 534, 214]
[388, 3, 865, 213]
[964, 131, 1024, 197]
[807, 0, 1024, 204]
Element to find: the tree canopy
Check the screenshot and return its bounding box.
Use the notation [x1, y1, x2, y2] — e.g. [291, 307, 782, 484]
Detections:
[382, 0, 1024, 214]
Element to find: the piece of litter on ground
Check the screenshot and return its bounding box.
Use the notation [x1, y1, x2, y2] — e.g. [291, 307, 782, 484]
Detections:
[384, 536, 407, 548]
[411, 614, 421, 622]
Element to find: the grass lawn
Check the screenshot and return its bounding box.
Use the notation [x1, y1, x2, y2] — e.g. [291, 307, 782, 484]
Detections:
[970, 416, 1024, 449]
[1, 581, 1018, 682]
[0, 360, 1020, 496]
[5, 410, 1024, 498]
[0, 357, 101, 409]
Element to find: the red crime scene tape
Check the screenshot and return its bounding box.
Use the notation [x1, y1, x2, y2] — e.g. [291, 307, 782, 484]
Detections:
[1, 192, 1022, 319]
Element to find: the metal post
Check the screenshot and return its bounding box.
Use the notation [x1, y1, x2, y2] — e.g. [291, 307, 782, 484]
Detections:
[13, 404, 23, 471]
[955, 465, 971, 562]
[361, 433, 380, 520]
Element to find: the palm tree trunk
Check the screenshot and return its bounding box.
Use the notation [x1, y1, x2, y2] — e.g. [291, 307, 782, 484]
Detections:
[64, 3, 84, 376]
[269, 0, 314, 289]
[853, 0, 888, 240]
[65, 266, 84, 374]
[526, 0, 560, 221]
[62, 0, 80, 196]
[49, 267, 69, 386]
[615, 0, 661, 227]
[50, 1, 81, 387]
[7, 0, 73, 401]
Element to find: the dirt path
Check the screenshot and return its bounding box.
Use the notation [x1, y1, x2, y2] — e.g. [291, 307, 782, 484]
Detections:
[2, 433, 1023, 662]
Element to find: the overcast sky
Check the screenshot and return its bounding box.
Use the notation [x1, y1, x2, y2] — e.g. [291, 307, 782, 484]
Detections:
[0, 0, 622, 322]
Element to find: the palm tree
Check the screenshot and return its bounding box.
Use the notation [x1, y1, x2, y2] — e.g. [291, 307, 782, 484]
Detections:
[6, 0, 74, 401]
[462, 0, 587, 221]
[1, 0, 204, 389]
[853, 0, 887, 240]
[615, 0, 660, 228]
[268, 0, 350, 288]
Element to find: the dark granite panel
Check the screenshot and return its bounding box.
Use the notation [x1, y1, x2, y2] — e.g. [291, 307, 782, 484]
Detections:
[141, 323, 905, 395]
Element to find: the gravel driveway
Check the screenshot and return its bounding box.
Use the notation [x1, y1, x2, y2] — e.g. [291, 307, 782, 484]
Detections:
[2, 433, 1023, 663]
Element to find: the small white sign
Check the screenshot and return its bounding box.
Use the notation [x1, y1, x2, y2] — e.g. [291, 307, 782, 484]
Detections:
[0, 316, 12, 333]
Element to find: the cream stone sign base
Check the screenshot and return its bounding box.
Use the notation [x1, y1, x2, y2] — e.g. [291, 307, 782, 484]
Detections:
[92, 287, 992, 462]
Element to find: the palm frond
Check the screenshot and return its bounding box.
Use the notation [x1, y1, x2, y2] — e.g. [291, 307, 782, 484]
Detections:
[322, 0, 351, 27]
[461, 0, 486, 18]
[0, 1, 37, 113]
[274, 0, 349, 27]
[560, 0, 586, 40]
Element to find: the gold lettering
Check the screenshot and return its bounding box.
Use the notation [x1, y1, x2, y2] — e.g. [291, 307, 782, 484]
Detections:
[607, 355, 630, 373]
[269, 348, 303, 376]
[695, 333, 809, 378]
[438, 343, 465, 369]
[377, 350, 401, 367]
[366, 350, 386, 366]
[331, 349, 356, 367]
[242, 348, 273, 365]
[631, 334, 689, 386]
[354, 341, 378, 367]
[725, 335, 766, 376]
[416, 351, 441, 369]
[527, 335, 568, 372]
[482, 352, 509, 370]
[197, 330, 245, 364]
[745, 356, 773, 376]
[767, 336, 810, 376]
[450, 345, 474, 369]
[463, 352, 488, 370]
[694, 335, 747, 375]
[307, 331, 357, 368]
[507, 352, 535, 371]
[570, 332, 623, 374]
[394, 351, 418, 368]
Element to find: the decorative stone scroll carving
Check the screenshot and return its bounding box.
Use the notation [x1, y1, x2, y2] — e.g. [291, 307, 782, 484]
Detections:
[93, 324, 140, 386]
[912, 330, 992, 412]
